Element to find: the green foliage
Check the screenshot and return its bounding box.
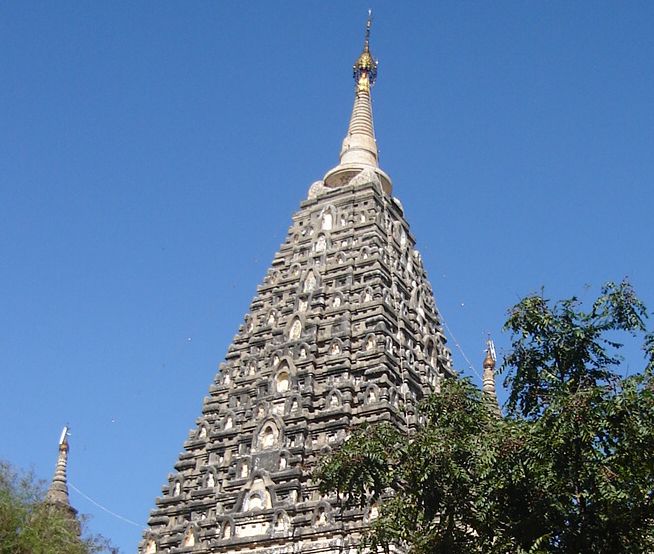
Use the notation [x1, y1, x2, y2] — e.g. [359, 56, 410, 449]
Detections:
[315, 281, 654, 554]
[503, 280, 649, 418]
[0, 461, 117, 554]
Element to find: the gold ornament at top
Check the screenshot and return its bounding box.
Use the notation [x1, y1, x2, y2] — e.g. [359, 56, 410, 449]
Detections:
[353, 10, 377, 92]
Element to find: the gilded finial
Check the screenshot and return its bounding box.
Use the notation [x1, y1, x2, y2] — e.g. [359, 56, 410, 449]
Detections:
[354, 10, 377, 92]
[322, 9, 392, 194]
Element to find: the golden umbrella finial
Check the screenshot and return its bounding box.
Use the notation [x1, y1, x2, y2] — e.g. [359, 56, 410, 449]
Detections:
[353, 10, 377, 92]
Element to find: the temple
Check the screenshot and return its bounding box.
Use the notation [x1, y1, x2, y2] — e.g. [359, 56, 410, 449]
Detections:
[141, 15, 453, 554]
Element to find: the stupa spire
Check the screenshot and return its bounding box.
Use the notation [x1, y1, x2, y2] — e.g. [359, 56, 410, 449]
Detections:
[324, 11, 392, 194]
[482, 339, 501, 415]
[44, 426, 75, 512]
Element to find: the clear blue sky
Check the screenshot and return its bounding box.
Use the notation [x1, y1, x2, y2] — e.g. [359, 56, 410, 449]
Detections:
[2, 2, 653, 552]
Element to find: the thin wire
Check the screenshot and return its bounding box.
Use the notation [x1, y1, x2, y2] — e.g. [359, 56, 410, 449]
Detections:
[69, 482, 143, 528]
[439, 311, 483, 382]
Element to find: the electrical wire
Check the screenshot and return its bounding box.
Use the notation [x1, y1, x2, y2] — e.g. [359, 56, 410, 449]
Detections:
[439, 311, 483, 383]
[69, 482, 143, 528]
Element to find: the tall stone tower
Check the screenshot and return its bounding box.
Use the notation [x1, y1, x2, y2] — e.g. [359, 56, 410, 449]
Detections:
[141, 17, 452, 554]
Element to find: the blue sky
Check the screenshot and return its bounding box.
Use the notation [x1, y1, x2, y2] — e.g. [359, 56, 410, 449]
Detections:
[2, 2, 653, 552]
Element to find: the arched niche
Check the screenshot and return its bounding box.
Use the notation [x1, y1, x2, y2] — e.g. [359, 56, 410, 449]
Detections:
[288, 317, 303, 341]
[314, 234, 327, 253]
[327, 389, 342, 409]
[181, 525, 197, 547]
[218, 518, 234, 540]
[285, 393, 302, 416]
[297, 294, 309, 313]
[203, 468, 218, 489]
[289, 262, 301, 277]
[273, 509, 291, 535]
[320, 206, 335, 231]
[170, 476, 183, 497]
[364, 333, 377, 353]
[389, 387, 399, 408]
[240, 474, 274, 513]
[364, 384, 380, 405]
[303, 269, 319, 293]
[328, 338, 343, 357]
[223, 411, 235, 431]
[254, 400, 269, 419]
[266, 309, 278, 326]
[273, 358, 295, 393]
[143, 537, 157, 554]
[274, 370, 290, 393]
[425, 338, 437, 367]
[295, 342, 310, 360]
[254, 418, 283, 451]
[312, 501, 332, 527]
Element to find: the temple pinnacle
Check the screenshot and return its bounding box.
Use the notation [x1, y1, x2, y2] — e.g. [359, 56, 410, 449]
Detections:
[44, 426, 78, 519]
[482, 339, 501, 415]
[353, 10, 377, 93]
[323, 12, 392, 194]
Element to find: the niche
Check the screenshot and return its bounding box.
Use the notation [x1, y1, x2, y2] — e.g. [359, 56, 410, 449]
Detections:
[289, 318, 302, 340]
[315, 234, 327, 253]
[275, 370, 290, 393]
[303, 270, 318, 293]
[321, 208, 334, 231]
[273, 510, 291, 534]
[365, 384, 380, 405]
[181, 526, 196, 547]
[313, 503, 331, 527]
[243, 478, 272, 511]
[328, 390, 341, 408]
[257, 421, 280, 450]
[328, 340, 342, 356]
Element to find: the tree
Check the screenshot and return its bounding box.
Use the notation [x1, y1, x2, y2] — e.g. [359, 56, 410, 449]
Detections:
[0, 461, 117, 554]
[316, 281, 654, 554]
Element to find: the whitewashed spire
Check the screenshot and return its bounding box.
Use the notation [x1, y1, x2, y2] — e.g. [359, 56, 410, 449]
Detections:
[324, 12, 392, 194]
[44, 426, 76, 515]
[483, 339, 501, 415]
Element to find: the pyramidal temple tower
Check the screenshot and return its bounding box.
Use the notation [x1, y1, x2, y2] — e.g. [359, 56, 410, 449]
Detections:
[141, 16, 453, 554]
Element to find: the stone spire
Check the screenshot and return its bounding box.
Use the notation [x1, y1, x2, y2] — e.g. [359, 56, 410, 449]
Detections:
[482, 339, 501, 415]
[324, 11, 392, 194]
[141, 16, 452, 554]
[44, 426, 78, 520]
